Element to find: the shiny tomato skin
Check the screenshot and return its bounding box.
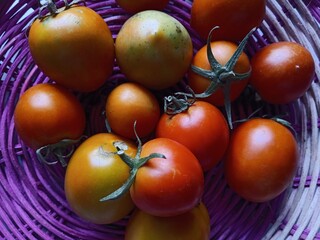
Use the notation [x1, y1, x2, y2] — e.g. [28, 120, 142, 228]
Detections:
[225, 118, 298, 202]
[125, 202, 210, 240]
[249, 42, 315, 104]
[105, 82, 161, 139]
[115, 10, 193, 90]
[28, 6, 115, 92]
[191, 0, 266, 42]
[130, 138, 204, 217]
[116, 0, 170, 14]
[14, 83, 86, 150]
[188, 41, 250, 106]
[156, 101, 229, 171]
[64, 133, 136, 224]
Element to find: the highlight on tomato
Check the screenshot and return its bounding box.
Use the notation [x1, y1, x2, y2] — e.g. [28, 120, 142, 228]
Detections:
[115, 10, 193, 90]
[28, 1, 115, 92]
[14, 83, 86, 166]
[64, 133, 137, 224]
[225, 118, 299, 202]
[249, 41, 315, 104]
[156, 95, 229, 172]
[105, 82, 161, 140]
[100, 135, 204, 218]
[115, 0, 170, 14]
[190, 0, 266, 42]
[125, 202, 211, 240]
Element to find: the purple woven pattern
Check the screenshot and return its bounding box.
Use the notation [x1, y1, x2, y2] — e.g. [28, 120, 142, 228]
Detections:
[0, 0, 319, 239]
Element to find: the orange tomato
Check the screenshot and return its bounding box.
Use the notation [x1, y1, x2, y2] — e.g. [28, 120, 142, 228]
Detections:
[190, 0, 266, 42]
[116, 0, 170, 14]
[28, 5, 115, 92]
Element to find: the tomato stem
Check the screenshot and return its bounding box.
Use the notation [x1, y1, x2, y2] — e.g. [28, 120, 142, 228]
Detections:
[163, 91, 195, 115]
[100, 122, 166, 202]
[36, 136, 86, 167]
[177, 27, 255, 129]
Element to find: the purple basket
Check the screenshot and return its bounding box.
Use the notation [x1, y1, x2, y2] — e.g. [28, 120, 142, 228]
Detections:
[1, 0, 319, 239]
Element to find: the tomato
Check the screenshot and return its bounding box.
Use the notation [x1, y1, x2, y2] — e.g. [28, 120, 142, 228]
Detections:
[116, 0, 170, 14]
[249, 41, 315, 104]
[190, 0, 266, 42]
[115, 10, 193, 90]
[105, 82, 160, 139]
[156, 100, 229, 171]
[64, 133, 137, 224]
[125, 202, 210, 240]
[28, 4, 115, 92]
[188, 41, 250, 106]
[225, 118, 299, 202]
[130, 138, 204, 217]
[14, 83, 86, 150]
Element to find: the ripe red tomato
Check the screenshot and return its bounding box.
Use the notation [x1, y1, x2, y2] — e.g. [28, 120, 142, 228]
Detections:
[249, 41, 315, 104]
[188, 41, 250, 106]
[130, 138, 204, 217]
[64, 133, 137, 224]
[105, 82, 160, 139]
[116, 0, 170, 14]
[115, 10, 193, 90]
[14, 83, 86, 150]
[225, 118, 299, 202]
[156, 100, 229, 171]
[125, 202, 210, 240]
[190, 0, 266, 42]
[28, 4, 115, 92]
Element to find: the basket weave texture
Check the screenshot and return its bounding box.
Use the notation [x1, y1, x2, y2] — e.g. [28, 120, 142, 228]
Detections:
[0, 0, 319, 239]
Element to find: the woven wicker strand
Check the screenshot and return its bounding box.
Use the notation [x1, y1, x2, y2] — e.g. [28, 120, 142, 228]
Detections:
[0, 0, 319, 239]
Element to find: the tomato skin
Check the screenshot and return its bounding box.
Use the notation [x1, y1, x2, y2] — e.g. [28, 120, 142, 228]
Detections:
[14, 83, 85, 150]
[105, 82, 160, 139]
[156, 101, 229, 171]
[188, 41, 250, 106]
[28, 6, 115, 92]
[115, 10, 193, 90]
[130, 138, 204, 217]
[125, 202, 210, 240]
[64, 133, 136, 224]
[249, 42, 315, 104]
[190, 0, 266, 42]
[116, 0, 169, 14]
[225, 118, 298, 202]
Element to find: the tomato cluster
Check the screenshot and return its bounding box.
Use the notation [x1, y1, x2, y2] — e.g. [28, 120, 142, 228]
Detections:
[13, 0, 316, 239]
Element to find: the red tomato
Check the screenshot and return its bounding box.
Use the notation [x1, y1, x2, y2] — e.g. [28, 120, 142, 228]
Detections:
[116, 0, 170, 14]
[225, 118, 299, 202]
[130, 138, 204, 217]
[190, 0, 266, 42]
[115, 10, 193, 90]
[64, 133, 137, 224]
[125, 202, 210, 240]
[14, 83, 86, 150]
[188, 41, 250, 106]
[28, 4, 115, 92]
[156, 100, 229, 171]
[105, 82, 160, 139]
[249, 41, 315, 104]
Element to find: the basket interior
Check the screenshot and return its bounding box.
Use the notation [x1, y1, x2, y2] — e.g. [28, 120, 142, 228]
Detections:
[0, 0, 319, 239]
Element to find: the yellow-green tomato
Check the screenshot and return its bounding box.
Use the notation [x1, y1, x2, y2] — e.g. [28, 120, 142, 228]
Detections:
[115, 10, 193, 90]
[125, 202, 211, 240]
[64, 133, 136, 224]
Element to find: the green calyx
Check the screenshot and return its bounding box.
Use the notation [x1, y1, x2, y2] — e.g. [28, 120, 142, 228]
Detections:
[177, 26, 256, 129]
[100, 122, 166, 202]
[36, 136, 86, 167]
[38, 0, 85, 19]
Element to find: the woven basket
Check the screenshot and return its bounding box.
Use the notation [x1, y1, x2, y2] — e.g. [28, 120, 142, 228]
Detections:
[0, 0, 319, 239]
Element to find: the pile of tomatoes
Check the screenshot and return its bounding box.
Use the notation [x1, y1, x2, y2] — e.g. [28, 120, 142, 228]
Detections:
[13, 0, 316, 239]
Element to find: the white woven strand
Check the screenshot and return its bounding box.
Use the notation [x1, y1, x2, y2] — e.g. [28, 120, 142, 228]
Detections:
[291, 94, 320, 239]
